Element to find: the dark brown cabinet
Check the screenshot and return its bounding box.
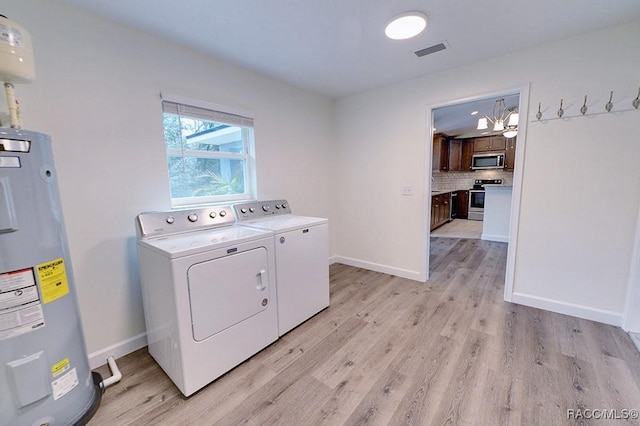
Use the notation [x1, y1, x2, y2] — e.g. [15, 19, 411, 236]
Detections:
[430, 193, 451, 231]
[473, 136, 506, 152]
[432, 134, 449, 172]
[442, 139, 474, 172]
[504, 137, 517, 171]
[455, 190, 469, 219]
[448, 139, 462, 171]
[461, 140, 474, 172]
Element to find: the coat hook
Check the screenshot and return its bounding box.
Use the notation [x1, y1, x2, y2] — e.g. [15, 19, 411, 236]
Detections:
[633, 87, 640, 109]
[605, 91, 613, 112]
[580, 95, 588, 115]
[557, 99, 564, 118]
[536, 102, 542, 120]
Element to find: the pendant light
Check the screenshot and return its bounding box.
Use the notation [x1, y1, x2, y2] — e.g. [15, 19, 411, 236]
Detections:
[477, 98, 518, 138]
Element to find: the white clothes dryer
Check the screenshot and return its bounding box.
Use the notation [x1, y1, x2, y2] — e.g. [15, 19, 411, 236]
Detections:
[135, 206, 277, 396]
[233, 200, 329, 336]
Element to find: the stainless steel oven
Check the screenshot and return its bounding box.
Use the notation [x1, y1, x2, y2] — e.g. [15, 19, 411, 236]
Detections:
[468, 179, 502, 221]
[468, 189, 485, 221]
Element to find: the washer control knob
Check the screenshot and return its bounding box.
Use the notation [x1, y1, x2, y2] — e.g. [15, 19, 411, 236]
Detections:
[187, 213, 198, 222]
[240, 208, 247, 214]
[166, 216, 175, 224]
[275, 204, 281, 209]
[262, 205, 270, 212]
[249, 207, 256, 213]
[219, 210, 227, 217]
[282, 203, 288, 209]
[209, 211, 217, 219]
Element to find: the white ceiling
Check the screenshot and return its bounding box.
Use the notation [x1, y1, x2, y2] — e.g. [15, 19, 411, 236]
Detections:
[63, 0, 640, 100]
[433, 93, 520, 138]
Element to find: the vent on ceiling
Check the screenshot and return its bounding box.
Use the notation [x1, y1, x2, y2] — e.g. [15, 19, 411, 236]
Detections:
[415, 41, 448, 58]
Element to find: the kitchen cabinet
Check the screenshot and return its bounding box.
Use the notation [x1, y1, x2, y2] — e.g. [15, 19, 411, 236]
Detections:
[443, 139, 473, 172]
[430, 193, 451, 231]
[461, 140, 474, 171]
[473, 136, 506, 152]
[504, 137, 517, 171]
[432, 134, 449, 172]
[448, 139, 462, 171]
[455, 190, 469, 219]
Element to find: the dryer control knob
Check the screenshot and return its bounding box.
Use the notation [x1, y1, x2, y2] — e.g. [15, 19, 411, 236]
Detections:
[188, 213, 198, 222]
[166, 216, 175, 224]
[249, 207, 256, 213]
[262, 205, 269, 212]
[282, 203, 288, 209]
[219, 210, 227, 217]
[209, 212, 217, 219]
[275, 204, 281, 209]
[240, 208, 247, 214]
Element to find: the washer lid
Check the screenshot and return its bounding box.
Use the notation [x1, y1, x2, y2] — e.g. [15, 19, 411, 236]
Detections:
[239, 214, 327, 232]
[137, 226, 273, 259]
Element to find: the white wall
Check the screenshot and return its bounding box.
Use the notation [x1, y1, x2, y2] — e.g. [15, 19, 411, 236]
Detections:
[1, 0, 335, 364]
[4, 0, 639, 366]
[334, 21, 640, 323]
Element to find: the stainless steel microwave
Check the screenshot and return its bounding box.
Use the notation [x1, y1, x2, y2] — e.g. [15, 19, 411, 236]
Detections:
[471, 152, 505, 170]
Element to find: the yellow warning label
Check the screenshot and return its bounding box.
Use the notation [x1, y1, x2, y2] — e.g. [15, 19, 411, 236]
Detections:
[52, 357, 70, 377]
[36, 258, 69, 304]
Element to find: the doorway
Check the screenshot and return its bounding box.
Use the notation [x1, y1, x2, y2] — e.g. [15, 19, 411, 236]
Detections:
[424, 85, 530, 302]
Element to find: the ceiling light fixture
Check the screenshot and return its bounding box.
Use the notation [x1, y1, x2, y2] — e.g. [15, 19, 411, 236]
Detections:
[477, 98, 519, 138]
[385, 11, 427, 40]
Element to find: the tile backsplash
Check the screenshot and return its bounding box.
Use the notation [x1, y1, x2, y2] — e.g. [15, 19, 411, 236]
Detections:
[432, 170, 514, 192]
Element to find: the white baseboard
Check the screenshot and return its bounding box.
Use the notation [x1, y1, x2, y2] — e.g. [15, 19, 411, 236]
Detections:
[511, 292, 622, 326]
[87, 332, 147, 369]
[481, 234, 509, 243]
[330, 255, 425, 282]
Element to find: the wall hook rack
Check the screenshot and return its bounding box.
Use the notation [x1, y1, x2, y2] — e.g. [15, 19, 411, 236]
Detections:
[533, 87, 639, 122]
[605, 91, 614, 112]
[557, 99, 564, 118]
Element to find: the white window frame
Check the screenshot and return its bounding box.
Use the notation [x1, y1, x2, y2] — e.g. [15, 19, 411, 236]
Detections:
[161, 93, 256, 207]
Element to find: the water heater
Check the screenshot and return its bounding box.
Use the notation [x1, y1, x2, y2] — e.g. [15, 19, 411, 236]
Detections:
[0, 128, 102, 425]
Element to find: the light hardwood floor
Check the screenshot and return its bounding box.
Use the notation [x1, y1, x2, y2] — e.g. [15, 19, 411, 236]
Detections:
[431, 219, 483, 239]
[90, 238, 640, 425]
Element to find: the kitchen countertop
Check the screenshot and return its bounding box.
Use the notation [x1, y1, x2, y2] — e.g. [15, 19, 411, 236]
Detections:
[430, 188, 469, 196]
[483, 185, 513, 190]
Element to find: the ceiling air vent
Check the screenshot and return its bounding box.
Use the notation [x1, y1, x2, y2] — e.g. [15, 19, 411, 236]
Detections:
[414, 41, 448, 58]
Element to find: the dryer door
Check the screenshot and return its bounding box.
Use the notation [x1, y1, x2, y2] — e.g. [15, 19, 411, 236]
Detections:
[187, 247, 270, 341]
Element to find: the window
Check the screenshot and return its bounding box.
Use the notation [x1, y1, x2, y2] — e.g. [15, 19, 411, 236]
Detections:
[161, 97, 255, 206]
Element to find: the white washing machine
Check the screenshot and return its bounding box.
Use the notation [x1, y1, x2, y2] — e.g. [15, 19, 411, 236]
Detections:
[233, 200, 329, 336]
[135, 206, 277, 396]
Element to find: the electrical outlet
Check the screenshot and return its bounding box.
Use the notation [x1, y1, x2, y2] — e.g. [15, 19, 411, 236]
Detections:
[402, 185, 413, 196]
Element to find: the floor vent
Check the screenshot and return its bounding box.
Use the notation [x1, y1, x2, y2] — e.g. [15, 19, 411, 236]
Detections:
[415, 42, 448, 58]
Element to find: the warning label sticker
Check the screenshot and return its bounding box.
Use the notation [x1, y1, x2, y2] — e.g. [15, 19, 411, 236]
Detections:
[52, 367, 78, 400]
[36, 258, 69, 304]
[52, 357, 70, 377]
[0, 268, 45, 340]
